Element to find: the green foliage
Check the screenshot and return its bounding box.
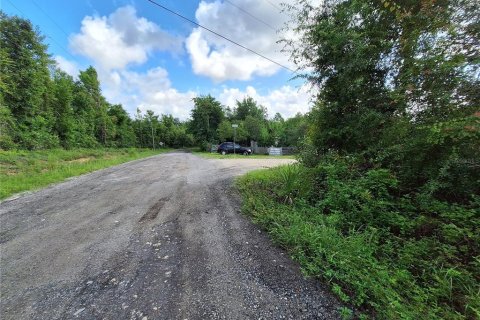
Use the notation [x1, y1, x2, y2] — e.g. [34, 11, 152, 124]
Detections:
[377, 114, 480, 202]
[217, 119, 248, 143]
[188, 95, 225, 144]
[0, 11, 56, 150]
[275, 112, 308, 147]
[275, 3, 480, 316]
[233, 96, 267, 121]
[0, 148, 171, 199]
[0, 105, 16, 149]
[244, 115, 268, 144]
[238, 162, 480, 319]
[132, 109, 192, 149]
[284, 0, 479, 156]
[0, 12, 196, 151]
[0, 12, 301, 150]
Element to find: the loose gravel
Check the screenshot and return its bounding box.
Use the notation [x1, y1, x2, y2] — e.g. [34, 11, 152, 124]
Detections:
[0, 152, 341, 319]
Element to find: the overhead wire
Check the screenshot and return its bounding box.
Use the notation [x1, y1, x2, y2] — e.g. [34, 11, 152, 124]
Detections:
[223, 0, 276, 31]
[145, 0, 296, 74]
[30, 0, 70, 38]
[4, 0, 77, 61]
[263, 0, 282, 12]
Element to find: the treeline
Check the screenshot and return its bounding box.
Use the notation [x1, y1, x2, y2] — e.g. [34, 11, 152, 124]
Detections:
[0, 12, 307, 151]
[240, 0, 479, 319]
[0, 13, 193, 150]
[188, 95, 307, 150]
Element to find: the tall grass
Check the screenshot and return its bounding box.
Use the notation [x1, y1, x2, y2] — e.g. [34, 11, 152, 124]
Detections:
[237, 163, 480, 319]
[0, 148, 170, 199]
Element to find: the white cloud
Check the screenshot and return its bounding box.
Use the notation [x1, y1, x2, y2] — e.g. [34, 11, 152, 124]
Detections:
[65, 3, 314, 121]
[186, 0, 294, 82]
[101, 67, 196, 120]
[54, 55, 80, 77]
[101, 67, 313, 120]
[69, 5, 183, 71]
[218, 85, 314, 118]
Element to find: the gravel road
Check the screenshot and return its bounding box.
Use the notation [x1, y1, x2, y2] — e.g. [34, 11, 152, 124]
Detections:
[0, 152, 341, 319]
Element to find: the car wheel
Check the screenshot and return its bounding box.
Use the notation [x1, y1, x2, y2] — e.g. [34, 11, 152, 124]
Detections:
[221, 150, 226, 155]
[243, 151, 248, 156]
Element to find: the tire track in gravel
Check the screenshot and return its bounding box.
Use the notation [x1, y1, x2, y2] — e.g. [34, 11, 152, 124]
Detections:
[0, 152, 342, 319]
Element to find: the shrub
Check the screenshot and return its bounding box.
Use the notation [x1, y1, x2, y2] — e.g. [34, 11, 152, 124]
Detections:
[237, 159, 480, 319]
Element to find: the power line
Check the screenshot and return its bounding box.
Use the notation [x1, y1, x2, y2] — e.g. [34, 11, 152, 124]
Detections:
[223, 0, 276, 31]
[263, 0, 282, 12]
[4, 0, 77, 61]
[145, 0, 295, 74]
[30, 0, 70, 38]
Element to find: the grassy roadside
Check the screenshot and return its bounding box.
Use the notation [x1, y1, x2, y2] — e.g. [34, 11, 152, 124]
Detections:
[0, 148, 171, 200]
[236, 163, 479, 319]
[193, 151, 296, 159]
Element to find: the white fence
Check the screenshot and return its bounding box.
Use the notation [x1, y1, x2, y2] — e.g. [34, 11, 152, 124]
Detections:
[268, 147, 282, 156]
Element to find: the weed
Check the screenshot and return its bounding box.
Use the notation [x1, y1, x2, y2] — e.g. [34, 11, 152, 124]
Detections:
[0, 148, 171, 199]
[236, 160, 479, 319]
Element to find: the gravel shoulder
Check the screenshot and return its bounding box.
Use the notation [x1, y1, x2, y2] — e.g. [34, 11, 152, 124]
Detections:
[0, 152, 340, 319]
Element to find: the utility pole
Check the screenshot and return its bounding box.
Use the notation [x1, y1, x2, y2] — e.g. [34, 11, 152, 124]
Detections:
[232, 124, 238, 155]
[150, 119, 155, 150]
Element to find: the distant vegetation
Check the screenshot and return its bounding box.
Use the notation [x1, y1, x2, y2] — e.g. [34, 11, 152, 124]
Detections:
[239, 0, 479, 319]
[0, 12, 193, 150]
[0, 12, 307, 152]
[0, 11, 306, 198]
[188, 95, 308, 151]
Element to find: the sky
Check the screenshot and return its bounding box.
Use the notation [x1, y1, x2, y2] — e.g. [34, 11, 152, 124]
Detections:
[2, 0, 314, 120]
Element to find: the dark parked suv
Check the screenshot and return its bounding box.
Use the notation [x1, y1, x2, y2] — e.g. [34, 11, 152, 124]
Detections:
[217, 142, 252, 155]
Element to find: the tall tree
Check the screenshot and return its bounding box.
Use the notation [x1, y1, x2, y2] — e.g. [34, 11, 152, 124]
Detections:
[244, 115, 268, 144]
[282, 113, 307, 147]
[0, 12, 58, 149]
[188, 95, 225, 146]
[51, 69, 75, 148]
[234, 97, 267, 121]
[285, 0, 479, 196]
[108, 104, 136, 147]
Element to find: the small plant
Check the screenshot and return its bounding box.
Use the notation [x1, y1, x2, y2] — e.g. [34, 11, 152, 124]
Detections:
[237, 159, 479, 319]
[339, 306, 353, 320]
[278, 164, 302, 204]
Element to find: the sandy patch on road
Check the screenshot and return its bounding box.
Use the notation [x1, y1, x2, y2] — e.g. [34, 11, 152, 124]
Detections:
[214, 158, 296, 169]
[67, 157, 93, 163]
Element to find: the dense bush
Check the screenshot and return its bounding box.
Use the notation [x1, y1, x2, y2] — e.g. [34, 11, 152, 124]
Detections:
[265, 1, 480, 317]
[238, 161, 479, 319]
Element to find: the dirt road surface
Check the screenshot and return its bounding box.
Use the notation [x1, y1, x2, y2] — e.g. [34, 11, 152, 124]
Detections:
[0, 152, 341, 319]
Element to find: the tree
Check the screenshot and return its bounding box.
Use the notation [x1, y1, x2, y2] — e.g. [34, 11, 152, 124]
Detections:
[51, 69, 75, 148]
[217, 120, 248, 143]
[282, 113, 307, 147]
[108, 104, 136, 147]
[1, 11, 200, 151]
[0, 105, 16, 149]
[268, 113, 285, 146]
[285, 0, 478, 153]
[281, 1, 480, 317]
[245, 115, 268, 144]
[188, 95, 225, 147]
[78, 66, 113, 146]
[234, 97, 267, 121]
[217, 120, 233, 142]
[0, 48, 16, 149]
[0, 12, 58, 149]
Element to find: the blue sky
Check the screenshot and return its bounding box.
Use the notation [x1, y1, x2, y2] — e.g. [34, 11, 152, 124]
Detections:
[2, 0, 313, 120]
